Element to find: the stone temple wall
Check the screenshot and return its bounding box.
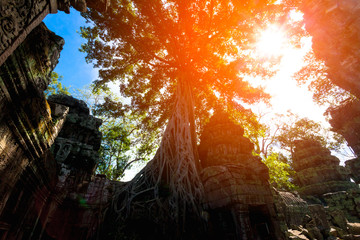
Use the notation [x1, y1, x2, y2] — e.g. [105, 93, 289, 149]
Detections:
[0, 23, 113, 240]
[199, 111, 286, 240]
[0, 23, 67, 238]
[328, 99, 360, 185]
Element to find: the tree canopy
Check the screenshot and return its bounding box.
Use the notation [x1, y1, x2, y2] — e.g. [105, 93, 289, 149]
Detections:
[79, 0, 299, 141]
[295, 50, 355, 106]
[79, 1, 307, 237]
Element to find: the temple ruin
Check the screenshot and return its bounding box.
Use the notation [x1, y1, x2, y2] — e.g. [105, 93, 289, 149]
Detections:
[2, 0, 360, 239]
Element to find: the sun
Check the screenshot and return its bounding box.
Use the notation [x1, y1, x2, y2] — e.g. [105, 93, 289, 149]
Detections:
[256, 25, 287, 57]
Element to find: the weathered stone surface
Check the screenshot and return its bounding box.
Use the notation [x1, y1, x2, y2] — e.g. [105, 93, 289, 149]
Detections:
[0, 23, 66, 217]
[328, 99, 360, 184]
[274, 191, 310, 228]
[0, 20, 114, 239]
[293, 139, 357, 197]
[323, 189, 360, 223]
[287, 229, 310, 240]
[346, 158, 360, 184]
[49, 94, 102, 176]
[0, 0, 111, 67]
[0, 0, 50, 66]
[0, 23, 70, 239]
[199, 110, 285, 240]
[329, 99, 360, 155]
[348, 222, 360, 235]
[202, 165, 273, 208]
[199, 110, 263, 171]
[44, 175, 114, 240]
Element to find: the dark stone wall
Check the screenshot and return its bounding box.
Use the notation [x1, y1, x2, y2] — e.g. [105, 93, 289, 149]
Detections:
[0, 23, 112, 240]
[328, 99, 360, 184]
[301, 0, 360, 99]
[0, 23, 68, 239]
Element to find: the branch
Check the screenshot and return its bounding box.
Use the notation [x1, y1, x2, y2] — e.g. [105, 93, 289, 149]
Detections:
[121, 157, 145, 175]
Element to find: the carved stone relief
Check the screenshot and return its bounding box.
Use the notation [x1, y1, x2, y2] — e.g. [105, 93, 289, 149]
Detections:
[0, 0, 50, 66]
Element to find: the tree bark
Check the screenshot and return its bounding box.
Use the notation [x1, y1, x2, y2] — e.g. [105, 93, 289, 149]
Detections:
[113, 73, 204, 238]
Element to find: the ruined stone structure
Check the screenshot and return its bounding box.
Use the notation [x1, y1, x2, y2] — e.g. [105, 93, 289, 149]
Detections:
[300, 3, 360, 218]
[292, 139, 357, 197]
[199, 111, 285, 239]
[329, 99, 360, 184]
[40, 94, 112, 240]
[329, 99, 360, 157]
[284, 139, 360, 239]
[0, 23, 113, 240]
[0, 0, 109, 67]
[0, 22, 66, 238]
[2, 0, 360, 239]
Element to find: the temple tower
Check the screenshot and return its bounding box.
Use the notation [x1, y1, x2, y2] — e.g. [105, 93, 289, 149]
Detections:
[292, 139, 357, 197]
[199, 110, 284, 240]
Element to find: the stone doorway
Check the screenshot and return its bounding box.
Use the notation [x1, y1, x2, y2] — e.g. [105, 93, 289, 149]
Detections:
[249, 205, 275, 240]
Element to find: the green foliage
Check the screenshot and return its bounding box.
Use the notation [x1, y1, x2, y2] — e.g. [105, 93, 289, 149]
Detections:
[274, 111, 345, 157]
[74, 85, 155, 180]
[45, 72, 70, 96]
[97, 118, 131, 180]
[252, 111, 347, 190]
[295, 51, 354, 106]
[79, 0, 298, 144]
[262, 152, 296, 190]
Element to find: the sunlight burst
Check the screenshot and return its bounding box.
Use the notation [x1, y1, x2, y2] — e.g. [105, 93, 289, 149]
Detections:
[256, 25, 287, 57]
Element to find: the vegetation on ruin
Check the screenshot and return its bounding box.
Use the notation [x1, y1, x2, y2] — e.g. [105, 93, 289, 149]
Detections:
[41, 0, 353, 196]
[47, 0, 354, 236]
[78, 0, 300, 237]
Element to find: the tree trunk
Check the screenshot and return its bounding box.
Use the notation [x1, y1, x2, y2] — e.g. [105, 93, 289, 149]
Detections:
[113, 74, 204, 238]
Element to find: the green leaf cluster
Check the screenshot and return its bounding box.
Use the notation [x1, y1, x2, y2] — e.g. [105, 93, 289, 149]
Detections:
[45, 72, 70, 97]
[274, 112, 345, 157]
[262, 152, 296, 190]
[74, 85, 156, 181]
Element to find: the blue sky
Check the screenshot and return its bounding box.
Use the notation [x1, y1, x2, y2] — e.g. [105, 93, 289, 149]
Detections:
[43, 11, 97, 91]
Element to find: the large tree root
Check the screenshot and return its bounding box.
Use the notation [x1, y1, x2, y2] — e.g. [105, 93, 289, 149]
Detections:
[112, 80, 205, 239]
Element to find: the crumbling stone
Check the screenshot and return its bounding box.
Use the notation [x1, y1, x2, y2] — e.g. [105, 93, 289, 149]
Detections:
[328, 99, 360, 184]
[0, 0, 110, 67]
[199, 110, 285, 239]
[0, 22, 113, 240]
[323, 189, 360, 223]
[287, 229, 310, 240]
[49, 94, 102, 176]
[274, 191, 310, 228]
[293, 139, 357, 197]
